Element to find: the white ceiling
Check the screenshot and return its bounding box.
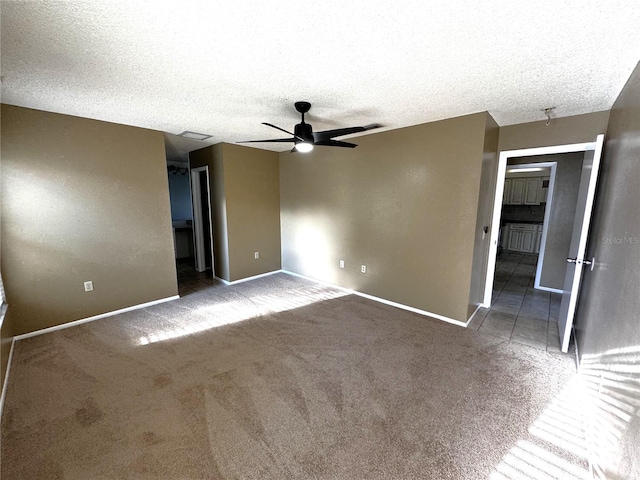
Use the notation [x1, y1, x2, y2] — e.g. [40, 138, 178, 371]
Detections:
[2, 1, 639, 160]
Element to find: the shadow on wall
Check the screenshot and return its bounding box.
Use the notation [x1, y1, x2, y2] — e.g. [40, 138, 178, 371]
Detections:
[579, 346, 640, 479]
[490, 345, 640, 480]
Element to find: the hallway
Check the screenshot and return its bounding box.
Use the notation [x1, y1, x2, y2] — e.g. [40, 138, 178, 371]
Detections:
[468, 252, 567, 354]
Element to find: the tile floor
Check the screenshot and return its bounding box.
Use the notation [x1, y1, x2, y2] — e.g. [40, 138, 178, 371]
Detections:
[176, 257, 223, 296]
[467, 252, 567, 354]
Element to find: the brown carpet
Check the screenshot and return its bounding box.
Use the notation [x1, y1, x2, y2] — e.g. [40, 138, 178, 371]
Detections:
[1, 273, 589, 479]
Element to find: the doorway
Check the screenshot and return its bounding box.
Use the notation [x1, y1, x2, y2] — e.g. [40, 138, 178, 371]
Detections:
[190, 166, 215, 274]
[499, 162, 557, 293]
[484, 135, 604, 352]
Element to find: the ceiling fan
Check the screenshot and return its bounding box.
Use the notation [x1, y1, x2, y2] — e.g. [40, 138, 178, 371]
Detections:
[239, 101, 382, 152]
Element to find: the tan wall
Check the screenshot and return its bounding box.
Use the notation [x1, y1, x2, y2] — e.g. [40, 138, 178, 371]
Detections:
[190, 143, 281, 282]
[189, 144, 230, 280]
[468, 114, 499, 316]
[509, 153, 583, 290]
[222, 144, 281, 281]
[280, 113, 488, 322]
[1, 105, 178, 335]
[498, 111, 610, 151]
[574, 62, 640, 479]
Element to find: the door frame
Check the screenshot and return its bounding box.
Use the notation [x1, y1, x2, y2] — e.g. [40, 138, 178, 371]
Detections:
[483, 140, 597, 307]
[190, 166, 215, 273]
[501, 162, 559, 292]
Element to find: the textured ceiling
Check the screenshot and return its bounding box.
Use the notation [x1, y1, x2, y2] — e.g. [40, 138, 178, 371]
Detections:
[2, 1, 639, 159]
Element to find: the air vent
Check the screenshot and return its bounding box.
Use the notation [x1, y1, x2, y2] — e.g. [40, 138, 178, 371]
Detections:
[178, 131, 212, 141]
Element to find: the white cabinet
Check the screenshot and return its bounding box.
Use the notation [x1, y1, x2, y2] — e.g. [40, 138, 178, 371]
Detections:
[534, 224, 543, 253]
[509, 179, 526, 204]
[503, 175, 549, 205]
[503, 179, 511, 204]
[504, 223, 543, 253]
[524, 178, 541, 205]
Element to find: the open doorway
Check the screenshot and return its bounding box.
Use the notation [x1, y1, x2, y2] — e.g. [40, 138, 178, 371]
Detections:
[500, 162, 556, 291]
[190, 166, 215, 274]
[483, 136, 604, 352]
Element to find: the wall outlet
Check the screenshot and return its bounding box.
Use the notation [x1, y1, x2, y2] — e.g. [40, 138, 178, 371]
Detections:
[84, 281, 94, 292]
[361, 265, 366, 274]
[339, 260, 344, 268]
[254, 251, 259, 259]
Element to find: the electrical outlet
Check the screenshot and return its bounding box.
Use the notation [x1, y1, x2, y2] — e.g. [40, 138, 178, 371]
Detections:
[339, 260, 344, 268]
[361, 265, 366, 274]
[84, 281, 94, 292]
[254, 251, 259, 259]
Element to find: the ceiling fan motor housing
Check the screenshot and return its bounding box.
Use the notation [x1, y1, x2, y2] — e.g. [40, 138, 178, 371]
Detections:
[294, 122, 314, 144]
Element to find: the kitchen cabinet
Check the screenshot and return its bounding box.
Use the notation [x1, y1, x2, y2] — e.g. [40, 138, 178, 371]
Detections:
[509, 179, 526, 204]
[503, 179, 511, 204]
[503, 176, 549, 205]
[524, 178, 541, 205]
[503, 223, 543, 253]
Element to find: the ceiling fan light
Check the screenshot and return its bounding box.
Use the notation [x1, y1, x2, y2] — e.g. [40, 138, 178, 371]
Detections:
[294, 142, 314, 153]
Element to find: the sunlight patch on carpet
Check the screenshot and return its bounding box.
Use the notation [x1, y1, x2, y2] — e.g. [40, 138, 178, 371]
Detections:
[138, 284, 347, 345]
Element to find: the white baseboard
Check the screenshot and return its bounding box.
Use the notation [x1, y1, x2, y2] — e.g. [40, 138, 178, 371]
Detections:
[534, 285, 564, 294]
[281, 270, 468, 327]
[466, 304, 483, 324]
[0, 337, 16, 420]
[14, 295, 180, 341]
[216, 269, 283, 286]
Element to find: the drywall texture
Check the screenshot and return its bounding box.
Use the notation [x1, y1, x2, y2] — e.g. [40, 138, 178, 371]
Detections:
[281, 113, 488, 322]
[1, 105, 178, 335]
[509, 153, 583, 290]
[468, 114, 499, 317]
[574, 62, 640, 479]
[190, 144, 281, 282]
[189, 145, 229, 280]
[498, 111, 610, 151]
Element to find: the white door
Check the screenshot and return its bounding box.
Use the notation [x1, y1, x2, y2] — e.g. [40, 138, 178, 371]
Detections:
[557, 134, 604, 352]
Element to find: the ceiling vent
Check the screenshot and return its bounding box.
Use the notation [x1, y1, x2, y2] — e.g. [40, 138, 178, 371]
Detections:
[178, 131, 212, 141]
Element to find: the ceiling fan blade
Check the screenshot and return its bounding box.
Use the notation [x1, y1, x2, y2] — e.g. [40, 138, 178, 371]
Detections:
[263, 122, 304, 141]
[315, 140, 358, 148]
[237, 137, 296, 143]
[314, 123, 382, 141]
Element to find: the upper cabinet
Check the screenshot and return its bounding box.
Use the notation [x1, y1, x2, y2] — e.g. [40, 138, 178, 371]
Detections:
[503, 176, 549, 205]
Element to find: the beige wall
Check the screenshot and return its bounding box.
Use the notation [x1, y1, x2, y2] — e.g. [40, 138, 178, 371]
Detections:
[574, 62, 640, 479]
[1, 105, 178, 335]
[189, 144, 230, 280]
[509, 153, 583, 290]
[190, 143, 281, 282]
[281, 113, 489, 322]
[468, 114, 499, 316]
[498, 111, 610, 151]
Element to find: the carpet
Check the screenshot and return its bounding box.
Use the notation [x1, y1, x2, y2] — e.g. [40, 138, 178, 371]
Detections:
[1, 273, 588, 479]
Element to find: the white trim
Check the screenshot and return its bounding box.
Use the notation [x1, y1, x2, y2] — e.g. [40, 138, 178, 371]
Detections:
[0, 337, 16, 420]
[191, 166, 215, 274]
[534, 285, 564, 294]
[466, 304, 483, 324]
[217, 269, 283, 286]
[14, 295, 180, 341]
[282, 270, 469, 327]
[483, 140, 599, 307]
